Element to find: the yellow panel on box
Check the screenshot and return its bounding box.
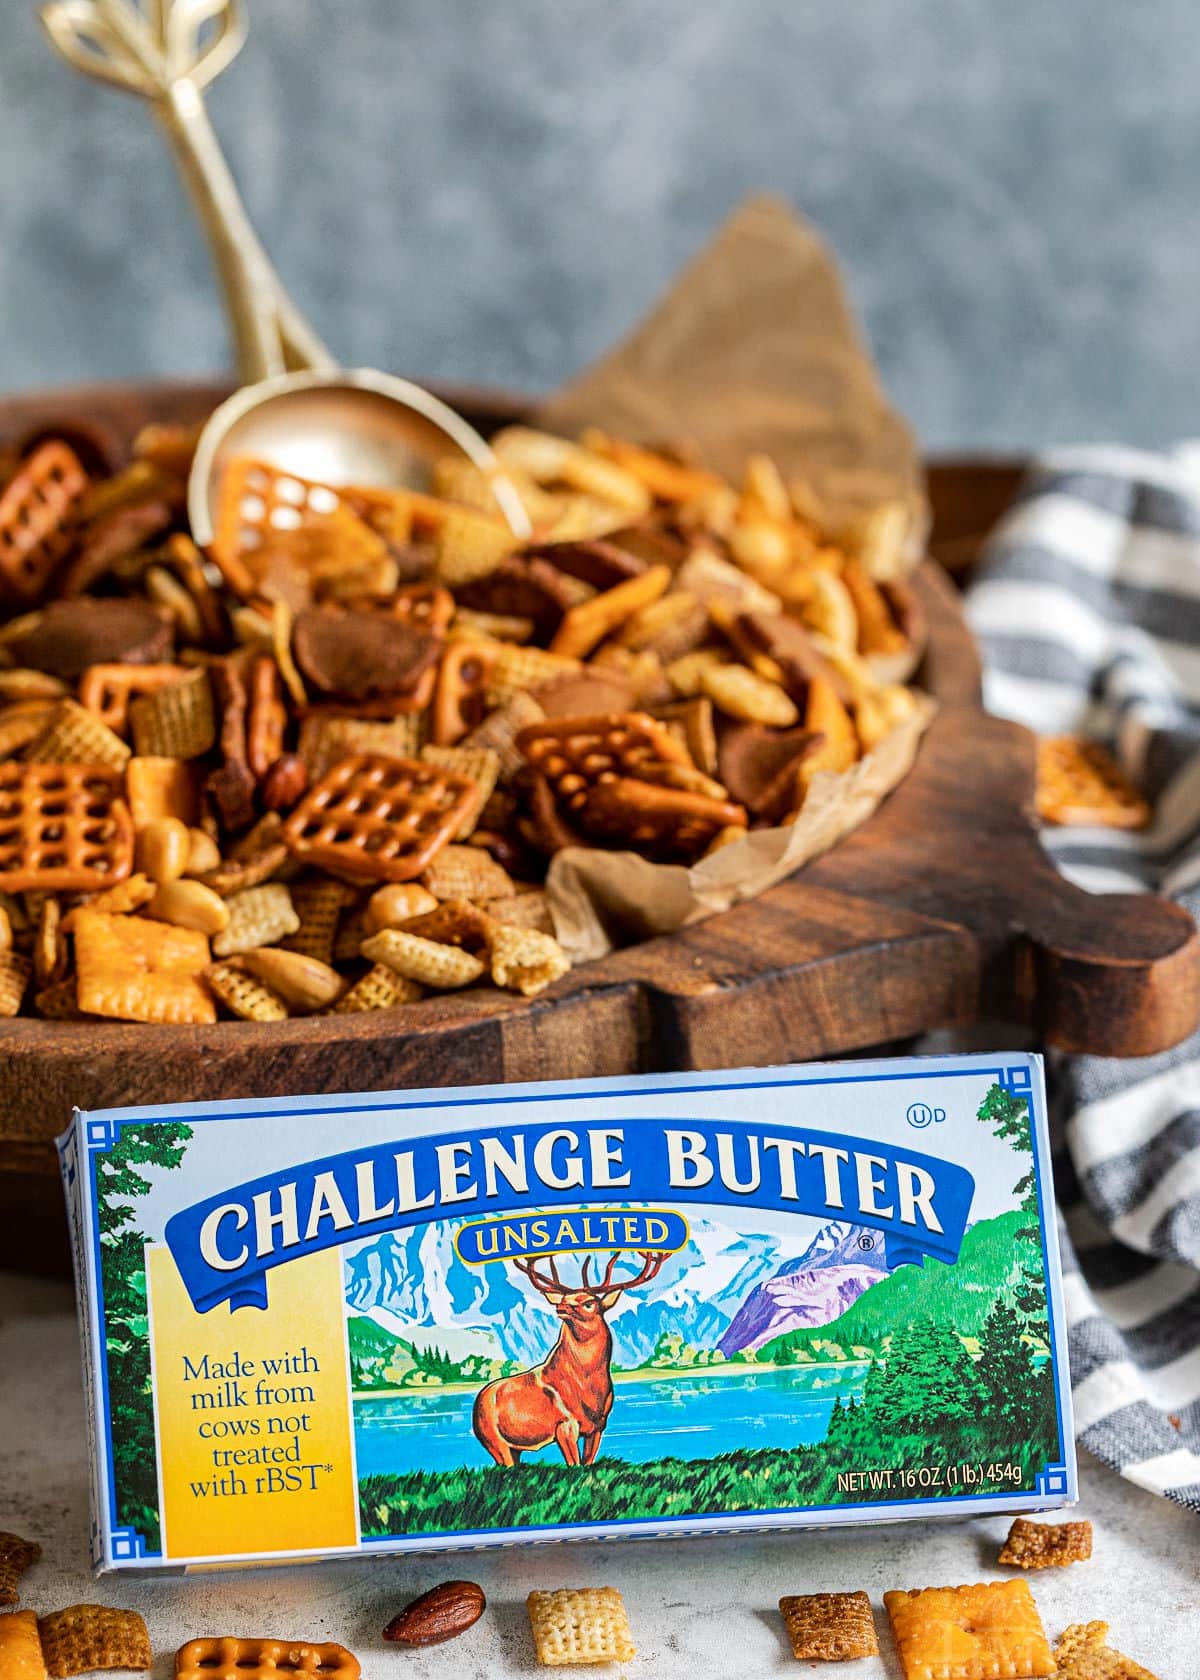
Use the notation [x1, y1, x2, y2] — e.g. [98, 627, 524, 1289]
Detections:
[147, 1245, 358, 1562]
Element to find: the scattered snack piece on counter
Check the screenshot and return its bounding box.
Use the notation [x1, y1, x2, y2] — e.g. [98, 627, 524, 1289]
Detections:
[0, 1608, 47, 1680]
[0, 1529, 40, 1606]
[174, 1637, 361, 1679]
[999, 1516, 1093, 1569]
[778, 1590, 878, 1662]
[1036, 736, 1150, 829]
[382, 1579, 487, 1647]
[0, 423, 930, 1024]
[883, 1581, 1054, 1680]
[527, 1587, 637, 1668]
[1054, 1622, 1159, 1680]
[37, 1604, 151, 1678]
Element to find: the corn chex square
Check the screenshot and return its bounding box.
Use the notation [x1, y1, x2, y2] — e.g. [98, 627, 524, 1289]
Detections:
[211, 883, 300, 958]
[527, 1587, 636, 1667]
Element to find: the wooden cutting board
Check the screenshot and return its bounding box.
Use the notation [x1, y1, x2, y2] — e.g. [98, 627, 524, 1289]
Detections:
[0, 381, 1195, 1274]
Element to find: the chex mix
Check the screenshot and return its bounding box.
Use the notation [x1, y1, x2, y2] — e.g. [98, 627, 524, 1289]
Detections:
[0, 419, 938, 1025]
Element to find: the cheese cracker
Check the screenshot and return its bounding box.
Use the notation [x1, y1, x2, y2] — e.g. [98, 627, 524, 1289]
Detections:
[0, 1609, 46, 1680]
[884, 1581, 1054, 1680]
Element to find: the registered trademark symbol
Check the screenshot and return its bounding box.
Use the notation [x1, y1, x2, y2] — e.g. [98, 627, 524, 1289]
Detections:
[858, 1234, 875, 1251]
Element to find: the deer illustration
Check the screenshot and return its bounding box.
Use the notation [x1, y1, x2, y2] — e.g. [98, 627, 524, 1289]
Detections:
[472, 1249, 668, 1468]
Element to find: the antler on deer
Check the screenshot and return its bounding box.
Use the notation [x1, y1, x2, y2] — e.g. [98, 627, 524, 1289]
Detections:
[595, 1249, 669, 1297]
[512, 1253, 564, 1295]
[515, 1247, 669, 1299]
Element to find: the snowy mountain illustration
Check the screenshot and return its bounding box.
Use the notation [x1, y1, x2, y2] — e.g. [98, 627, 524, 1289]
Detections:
[343, 1213, 780, 1367]
[718, 1219, 889, 1355]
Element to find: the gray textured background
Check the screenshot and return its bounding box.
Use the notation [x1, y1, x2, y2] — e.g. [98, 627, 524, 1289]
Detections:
[1, 0, 1197, 453]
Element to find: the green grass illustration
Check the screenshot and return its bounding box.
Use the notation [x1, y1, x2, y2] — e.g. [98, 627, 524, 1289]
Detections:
[359, 1420, 1058, 1537]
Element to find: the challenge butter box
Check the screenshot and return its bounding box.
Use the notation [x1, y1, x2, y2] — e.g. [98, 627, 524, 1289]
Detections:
[58, 1053, 1076, 1572]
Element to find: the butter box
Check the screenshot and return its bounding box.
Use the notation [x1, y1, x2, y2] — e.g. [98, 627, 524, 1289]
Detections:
[58, 1052, 1075, 1572]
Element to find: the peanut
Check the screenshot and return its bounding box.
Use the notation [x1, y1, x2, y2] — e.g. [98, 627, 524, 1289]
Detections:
[136, 817, 191, 885]
[240, 948, 346, 1011]
[184, 828, 222, 875]
[148, 879, 231, 936]
[363, 882, 439, 935]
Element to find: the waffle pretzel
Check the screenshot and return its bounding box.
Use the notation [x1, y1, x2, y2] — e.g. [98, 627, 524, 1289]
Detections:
[516, 710, 692, 819]
[175, 1636, 361, 1679]
[0, 762, 134, 893]
[282, 752, 479, 882]
[212, 457, 343, 586]
[0, 440, 88, 602]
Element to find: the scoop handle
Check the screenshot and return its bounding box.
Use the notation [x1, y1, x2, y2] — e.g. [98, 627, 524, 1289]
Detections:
[40, 0, 335, 383]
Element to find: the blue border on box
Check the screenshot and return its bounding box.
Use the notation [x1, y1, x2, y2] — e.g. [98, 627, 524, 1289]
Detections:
[60, 1052, 1077, 1570]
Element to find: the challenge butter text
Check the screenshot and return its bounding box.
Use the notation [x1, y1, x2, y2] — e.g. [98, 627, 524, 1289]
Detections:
[197, 1125, 943, 1272]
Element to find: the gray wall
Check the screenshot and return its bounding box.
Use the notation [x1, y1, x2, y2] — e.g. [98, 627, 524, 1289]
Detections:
[1, 1, 1197, 453]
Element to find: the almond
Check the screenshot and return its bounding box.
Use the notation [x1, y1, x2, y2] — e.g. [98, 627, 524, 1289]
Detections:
[383, 1579, 486, 1648]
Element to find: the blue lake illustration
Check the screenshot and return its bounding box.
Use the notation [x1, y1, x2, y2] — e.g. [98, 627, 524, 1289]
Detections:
[352, 1365, 869, 1477]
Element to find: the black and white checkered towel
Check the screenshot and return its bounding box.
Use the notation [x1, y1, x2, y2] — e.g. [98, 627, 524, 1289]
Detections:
[966, 445, 1200, 1508]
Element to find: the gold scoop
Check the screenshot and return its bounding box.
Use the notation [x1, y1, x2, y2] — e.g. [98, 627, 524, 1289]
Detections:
[39, 0, 532, 542]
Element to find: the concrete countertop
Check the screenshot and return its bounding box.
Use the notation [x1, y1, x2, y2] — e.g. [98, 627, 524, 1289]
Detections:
[2, 1270, 1190, 1678]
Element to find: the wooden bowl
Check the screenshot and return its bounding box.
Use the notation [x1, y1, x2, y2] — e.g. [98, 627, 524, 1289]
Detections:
[1, 380, 1196, 1273]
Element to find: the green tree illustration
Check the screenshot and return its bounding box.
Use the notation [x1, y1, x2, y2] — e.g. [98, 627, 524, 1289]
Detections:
[976, 1082, 1045, 1318]
[974, 1300, 1057, 1443]
[96, 1121, 192, 1552]
[829, 1318, 983, 1448]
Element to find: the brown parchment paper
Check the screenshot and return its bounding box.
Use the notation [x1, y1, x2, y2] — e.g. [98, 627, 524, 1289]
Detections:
[533, 196, 934, 963]
[540, 196, 926, 541]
